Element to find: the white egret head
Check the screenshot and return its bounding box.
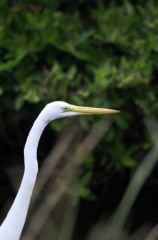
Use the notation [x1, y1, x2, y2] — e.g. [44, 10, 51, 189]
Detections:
[44, 101, 119, 120]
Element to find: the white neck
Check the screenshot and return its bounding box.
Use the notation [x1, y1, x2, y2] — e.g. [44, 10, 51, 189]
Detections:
[0, 106, 53, 240]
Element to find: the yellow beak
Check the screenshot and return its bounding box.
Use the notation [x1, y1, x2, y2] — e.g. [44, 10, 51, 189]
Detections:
[69, 105, 120, 115]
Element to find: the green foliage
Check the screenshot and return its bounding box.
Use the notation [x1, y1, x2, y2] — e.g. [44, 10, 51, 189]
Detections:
[78, 169, 96, 201]
[0, 1, 158, 198]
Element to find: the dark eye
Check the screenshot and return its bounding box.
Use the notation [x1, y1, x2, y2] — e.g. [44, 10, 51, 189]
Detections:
[63, 106, 70, 112]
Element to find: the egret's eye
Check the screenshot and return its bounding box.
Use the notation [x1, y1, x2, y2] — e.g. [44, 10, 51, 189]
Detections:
[62, 106, 71, 112]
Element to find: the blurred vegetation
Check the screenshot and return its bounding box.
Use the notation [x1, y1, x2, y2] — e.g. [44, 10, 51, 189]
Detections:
[0, 0, 158, 216]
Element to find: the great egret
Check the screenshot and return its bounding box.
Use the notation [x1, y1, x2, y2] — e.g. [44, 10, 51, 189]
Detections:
[0, 101, 119, 240]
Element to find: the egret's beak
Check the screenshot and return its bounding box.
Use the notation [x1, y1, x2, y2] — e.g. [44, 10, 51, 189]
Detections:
[69, 105, 120, 115]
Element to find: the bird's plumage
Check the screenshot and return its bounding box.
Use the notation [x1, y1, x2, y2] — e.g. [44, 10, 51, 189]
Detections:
[0, 101, 118, 239]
